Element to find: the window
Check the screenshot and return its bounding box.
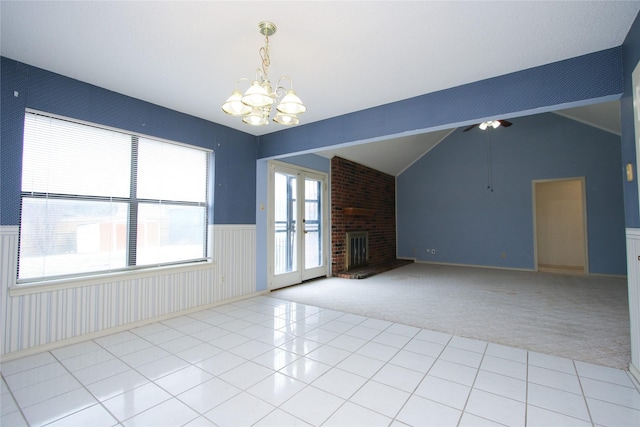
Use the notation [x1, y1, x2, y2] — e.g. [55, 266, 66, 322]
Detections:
[18, 111, 210, 283]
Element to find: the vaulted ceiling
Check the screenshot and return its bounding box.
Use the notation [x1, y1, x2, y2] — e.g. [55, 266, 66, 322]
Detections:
[314, 100, 622, 176]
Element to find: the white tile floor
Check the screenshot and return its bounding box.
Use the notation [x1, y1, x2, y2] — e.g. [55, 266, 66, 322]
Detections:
[2, 295, 640, 427]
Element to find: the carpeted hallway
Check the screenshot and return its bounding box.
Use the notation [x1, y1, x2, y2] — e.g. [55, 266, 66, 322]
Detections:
[271, 263, 631, 369]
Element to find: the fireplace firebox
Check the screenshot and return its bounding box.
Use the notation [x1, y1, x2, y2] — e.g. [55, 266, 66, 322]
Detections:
[346, 231, 368, 270]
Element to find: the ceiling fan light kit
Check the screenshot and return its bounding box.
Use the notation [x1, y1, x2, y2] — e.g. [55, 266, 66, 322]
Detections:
[222, 21, 306, 126]
[479, 120, 501, 130]
[463, 119, 513, 132]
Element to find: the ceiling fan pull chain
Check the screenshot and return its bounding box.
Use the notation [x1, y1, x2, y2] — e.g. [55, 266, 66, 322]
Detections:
[487, 134, 493, 192]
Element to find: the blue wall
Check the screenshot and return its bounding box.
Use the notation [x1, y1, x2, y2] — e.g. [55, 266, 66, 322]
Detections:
[277, 154, 331, 173]
[622, 12, 640, 228]
[397, 113, 626, 275]
[0, 57, 257, 225]
[258, 48, 623, 160]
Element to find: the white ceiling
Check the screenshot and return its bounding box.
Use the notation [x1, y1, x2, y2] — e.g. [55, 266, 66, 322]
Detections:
[1, 1, 636, 175]
[314, 129, 455, 176]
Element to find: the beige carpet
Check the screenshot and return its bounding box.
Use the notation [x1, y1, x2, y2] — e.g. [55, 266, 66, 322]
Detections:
[271, 263, 631, 369]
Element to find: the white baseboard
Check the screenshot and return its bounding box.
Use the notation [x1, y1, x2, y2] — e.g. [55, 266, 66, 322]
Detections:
[629, 363, 640, 389]
[414, 260, 535, 273]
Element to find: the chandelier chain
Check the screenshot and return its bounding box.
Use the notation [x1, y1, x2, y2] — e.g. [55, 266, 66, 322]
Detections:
[259, 34, 270, 81]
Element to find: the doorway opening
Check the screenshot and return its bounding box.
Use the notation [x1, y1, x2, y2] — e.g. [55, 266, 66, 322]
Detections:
[533, 178, 588, 275]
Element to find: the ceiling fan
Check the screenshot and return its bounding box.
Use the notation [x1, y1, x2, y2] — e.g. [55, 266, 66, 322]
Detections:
[463, 119, 512, 132]
[461, 119, 513, 192]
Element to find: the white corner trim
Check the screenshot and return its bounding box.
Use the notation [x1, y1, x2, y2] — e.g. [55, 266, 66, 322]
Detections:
[627, 228, 640, 239]
[0, 225, 19, 235]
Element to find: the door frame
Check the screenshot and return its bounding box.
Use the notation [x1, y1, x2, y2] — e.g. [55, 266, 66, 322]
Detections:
[532, 177, 589, 274]
[267, 160, 329, 290]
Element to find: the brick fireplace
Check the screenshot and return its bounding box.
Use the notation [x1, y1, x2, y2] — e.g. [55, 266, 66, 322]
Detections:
[331, 156, 408, 278]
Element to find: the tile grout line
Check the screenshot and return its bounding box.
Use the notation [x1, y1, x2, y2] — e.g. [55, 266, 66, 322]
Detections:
[47, 346, 124, 427]
[524, 349, 529, 427]
[231, 301, 350, 426]
[360, 321, 420, 423]
[130, 302, 296, 425]
[95, 315, 248, 425]
[1, 373, 30, 426]
[86, 333, 191, 426]
[314, 315, 399, 425]
[250, 304, 347, 427]
[455, 341, 487, 427]
[572, 359, 596, 426]
[391, 331, 454, 425]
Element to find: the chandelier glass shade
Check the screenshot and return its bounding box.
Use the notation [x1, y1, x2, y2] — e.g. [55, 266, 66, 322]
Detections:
[273, 112, 299, 125]
[222, 22, 306, 126]
[221, 90, 252, 116]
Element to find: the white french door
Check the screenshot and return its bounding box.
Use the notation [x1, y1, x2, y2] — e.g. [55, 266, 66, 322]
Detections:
[268, 161, 328, 290]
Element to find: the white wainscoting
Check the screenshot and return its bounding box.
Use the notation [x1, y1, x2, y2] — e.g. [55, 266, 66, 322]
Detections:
[627, 228, 640, 380]
[1, 224, 256, 357]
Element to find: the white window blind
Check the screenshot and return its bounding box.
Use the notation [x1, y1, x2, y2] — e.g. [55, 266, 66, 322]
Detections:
[137, 137, 208, 203]
[18, 111, 210, 283]
[22, 113, 131, 197]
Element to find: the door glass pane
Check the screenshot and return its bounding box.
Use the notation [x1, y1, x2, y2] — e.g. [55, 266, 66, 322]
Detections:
[275, 171, 297, 274]
[305, 178, 323, 269]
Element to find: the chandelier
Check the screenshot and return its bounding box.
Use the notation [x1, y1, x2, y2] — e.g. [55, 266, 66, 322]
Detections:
[222, 21, 306, 126]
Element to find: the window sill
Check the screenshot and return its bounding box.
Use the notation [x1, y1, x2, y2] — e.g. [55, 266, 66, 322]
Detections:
[9, 260, 216, 297]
